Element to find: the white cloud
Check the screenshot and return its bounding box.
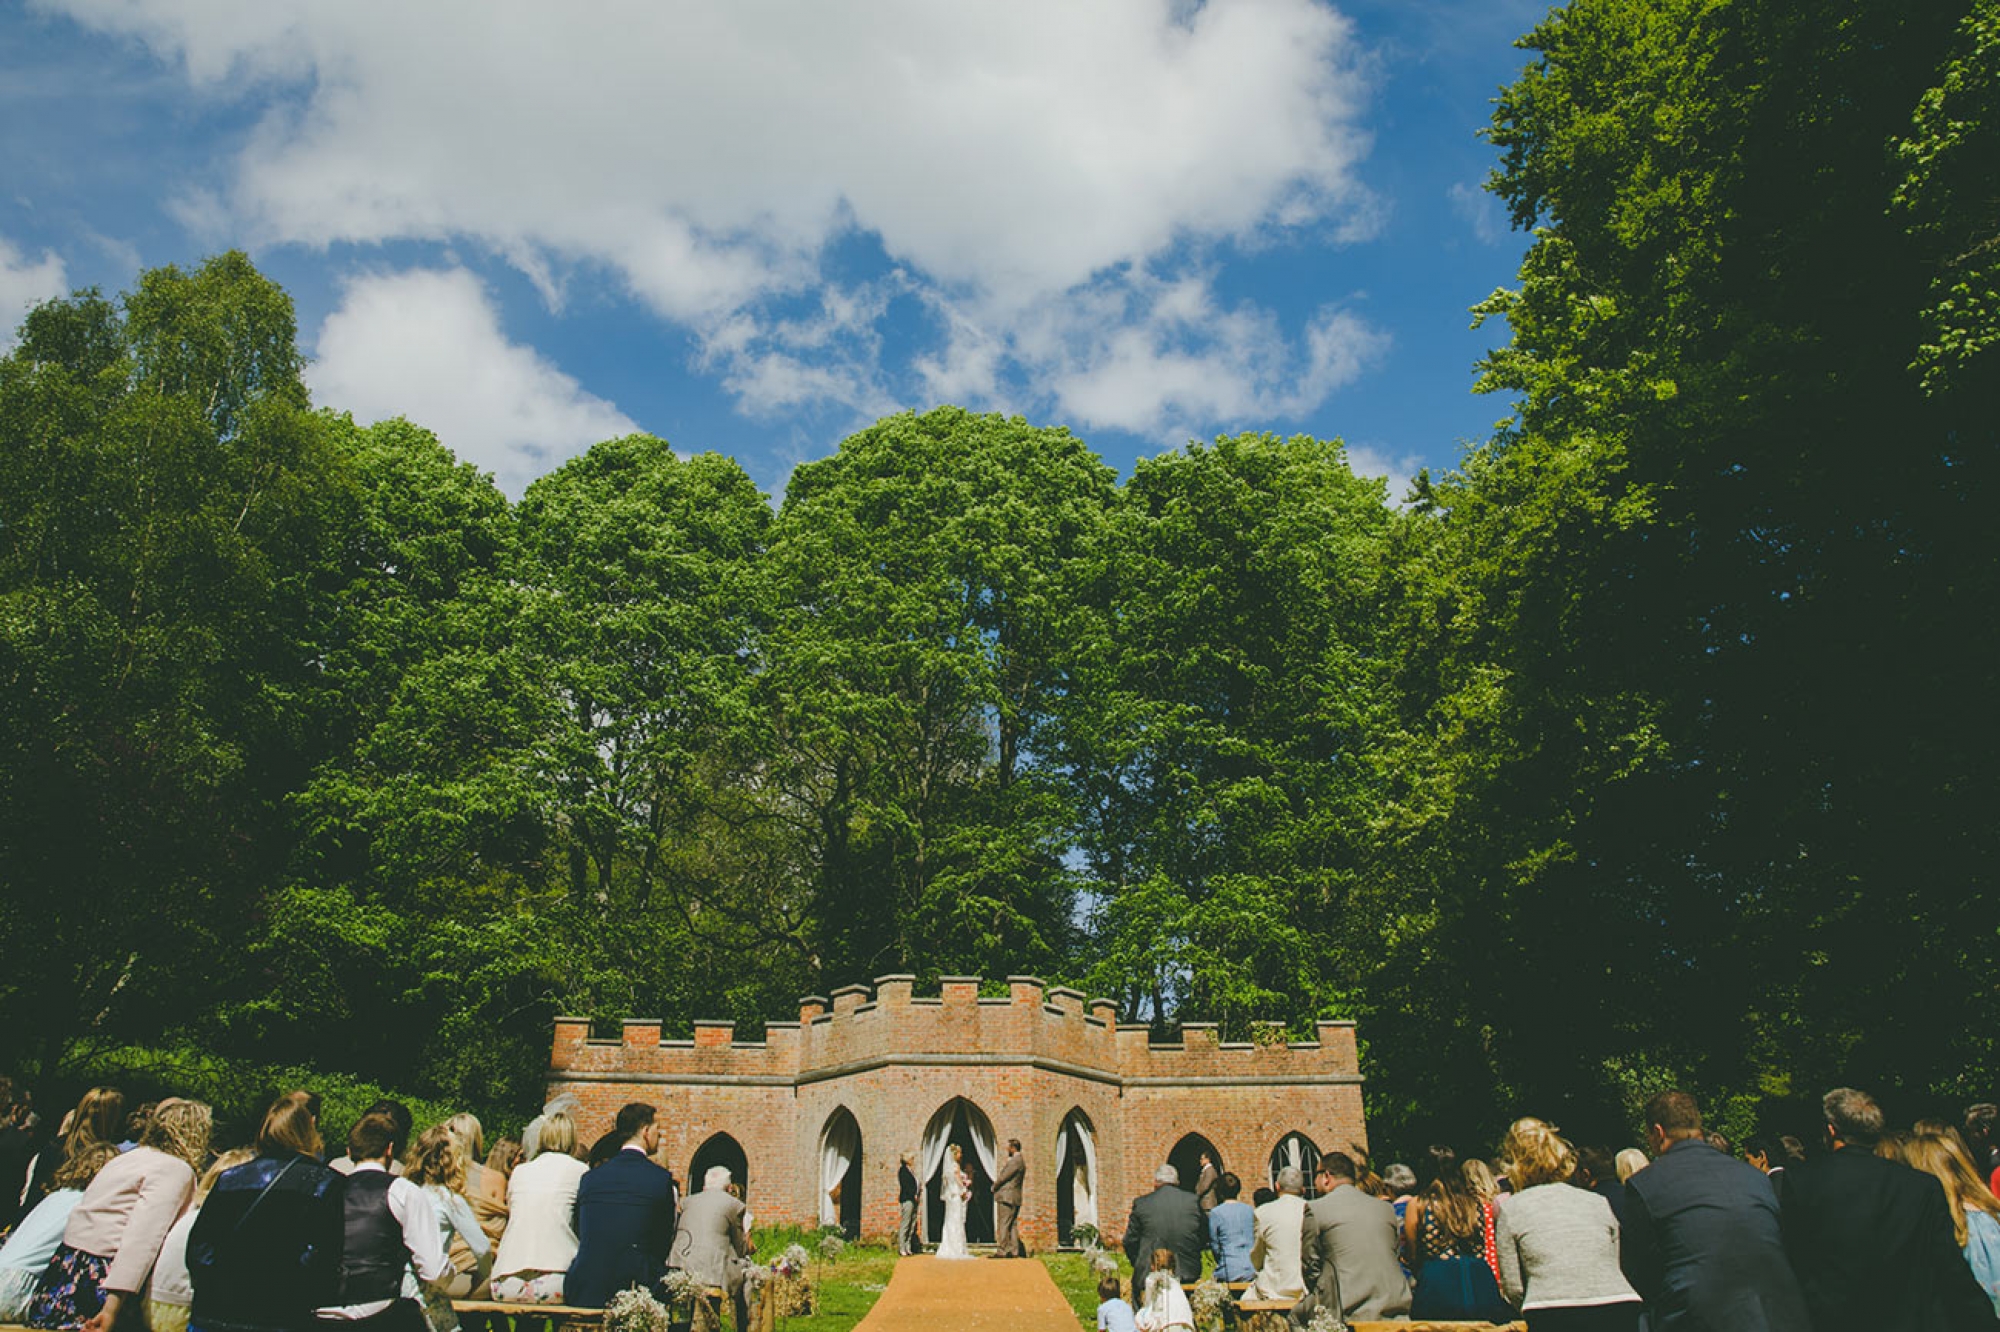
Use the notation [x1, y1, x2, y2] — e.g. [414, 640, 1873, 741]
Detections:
[1342, 440, 1422, 503]
[0, 236, 68, 349]
[308, 267, 637, 497]
[1448, 180, 1505, 246]
[44, 0, 1385, 434]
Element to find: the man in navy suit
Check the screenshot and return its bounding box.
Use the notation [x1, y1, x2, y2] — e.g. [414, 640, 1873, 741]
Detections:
[1781, 1086, 1997, 1332]
[566, 1103, 678, 1307]
[1621, 1089, 1809, 1332]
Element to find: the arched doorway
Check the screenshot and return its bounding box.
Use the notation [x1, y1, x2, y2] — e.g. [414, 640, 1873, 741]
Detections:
[818, 1107, 863, 1237]
[1055, 1109, 1098, 1246]
[921, 1097, 996, 1246]
[689, 1132, 748, 1202]
[1168, 1132, 1224, 1195]
[1270, 1131, 1323, 1200]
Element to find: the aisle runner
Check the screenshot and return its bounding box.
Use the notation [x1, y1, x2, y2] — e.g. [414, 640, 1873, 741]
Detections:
[854, 1255, 1082, 1332]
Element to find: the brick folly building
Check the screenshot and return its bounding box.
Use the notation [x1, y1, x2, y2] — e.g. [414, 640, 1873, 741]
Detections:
[545, 974, 1366, 1251]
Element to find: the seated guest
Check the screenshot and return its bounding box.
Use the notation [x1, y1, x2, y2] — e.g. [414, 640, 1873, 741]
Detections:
[0, 1142, 119, 1320]
[1096, 1273, 1138, 1332]
[520, 1095, 582, 1164]
[404, 1126, 489, 1331]
[1250, 1187, 1276, 1208]
[668, 1166, 750, 1329]
[491, 1112, 588, 1304]
[1293, 1153, 1410, 1327]
[446, 1115, 506, 1251]
[1614, 1148, 1648, 1183]
[485, 1140, 523, 1180]
[330, 1102, 412, 1177]
[315, 1113, 447, 1332]
[1783, 1087, 1996, 1332]
[1494, 1116, 1641, 1332]
[1402, 1145, 1508, 1323]
[29, 1099, 211, 1332]
[189, 1090, 346, 1332]
[25, 1089, 124, 1212]
[566, 1104, 676, 1308]
[1577, 1146, 1627, 1227]
[0, 1080, 37, 1236]
[1123, 1163, 1206, 1290]
[1136, 1248, 1195, 1331]
[1890, 1132, 2000, 1316]
[1246, 1166, 1306, 1302]
[1620, 1090, 1808, 1332]
[1207, 1173, 1256, 1283]
[148, 1148, 256, 1332]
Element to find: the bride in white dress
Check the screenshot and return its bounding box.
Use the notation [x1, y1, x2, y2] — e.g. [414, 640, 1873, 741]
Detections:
[934, 1144, 974, 1259]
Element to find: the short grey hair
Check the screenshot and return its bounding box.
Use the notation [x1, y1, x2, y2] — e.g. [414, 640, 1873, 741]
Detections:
[704, 1164, 733, 1190]
[1276, 1166, 1305, 1194]
[1155, 1163, 1180, 1184]
[1823, 1087, 1884, 1147]
[1381, 1163, 1417, 1193]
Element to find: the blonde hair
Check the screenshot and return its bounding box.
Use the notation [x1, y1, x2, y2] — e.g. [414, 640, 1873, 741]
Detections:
[407, 1124, 468, 1191]
[52, 1143, 120, 1191]
[1502, 1117, 1576, 1189]
[1615, 1148, 1649, 1183]
[196, 1147, 258, 1203]
[1460, 1157, 1499, 1203]
[538, 1112, 578, 1158]
[447, 1113, 485, 1162]
[1903, 1132, 2000, 1247]
[61, 1087, 125, 1170]
[141, 1099, 213, 1175]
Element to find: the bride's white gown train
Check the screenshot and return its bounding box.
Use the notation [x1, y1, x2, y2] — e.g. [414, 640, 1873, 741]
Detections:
[934, 1169, 972, 1259]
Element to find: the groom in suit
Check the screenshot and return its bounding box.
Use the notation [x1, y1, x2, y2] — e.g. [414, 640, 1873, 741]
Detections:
[994, 1138, 1026, 1256]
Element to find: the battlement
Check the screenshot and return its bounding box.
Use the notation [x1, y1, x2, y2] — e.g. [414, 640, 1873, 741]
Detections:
[549, 974, 1359, 1086]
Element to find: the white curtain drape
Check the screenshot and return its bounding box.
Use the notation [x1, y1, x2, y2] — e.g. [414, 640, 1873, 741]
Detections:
[920, 1102, 956, 1188]
[966, 1105, 997, 1181]
[1061, 1115, 1098, 1228]
[819, 1112, 859, 1226]
[920, 1099, 997, 1185]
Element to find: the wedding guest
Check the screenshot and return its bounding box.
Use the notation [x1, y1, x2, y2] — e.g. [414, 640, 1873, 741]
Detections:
[1782, 1087, 1997, 1332]
[445, 1115, 506, 1250]
[116, 1104, 155, 1154]
[1123, 1163, 1205, 1288]
[565, 1104, 675, 1308]
[896, 1155, 920, 1257]
[147, 1148, 255, 1332]
[1207, 1173, 1256, 1283]
[1246, 1166, 1306, 1302]
[1614, 1149, 1648, 1184]
[1620, 1090, 1807, 1332]
[1382, 1162, 1418, 1233]
[669, 1166, 750, 1330]
[29, 1098, 211, 1332]
[1963, 1105, 1998, 1187]
[1096, 1273, 1138, 1332]
[520, 1095, 581, 1164]
[1194, 1153, 1221, 1214]
[1403, 1145, 1509, 1322]
[188, 1090, 346, 1332]
[1293, 1153, 1410, 1326]
[330, 1103, 412, 1178]
[1493, 1116, 1641, 1331]
[404, 1126, 488, 1330]
[1894, 1131, 2000, 1314]
[1464, 1157, 1503, 1207]
[484, 1140, 522, 1180]
[1136, 1248, 1195, 1331]
[315, 1112, 446, 1332]
[0, 1080, 38, 1234]
[491, 1112, 588, 1304]
[0, 1144, 118, 1320]
[26, 1089, 124, 1210]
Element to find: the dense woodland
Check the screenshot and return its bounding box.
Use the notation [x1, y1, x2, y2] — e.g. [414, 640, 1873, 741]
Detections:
[2, 0, 1995, 1153]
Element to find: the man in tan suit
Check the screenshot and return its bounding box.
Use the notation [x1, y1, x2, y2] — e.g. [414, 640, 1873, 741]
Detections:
[1194, 1152, 1222, 1214]
[1248, 1166, 1308, 1300]
[1289, 1152, 1411, 1327]
[993, 1138, 1026, 1256]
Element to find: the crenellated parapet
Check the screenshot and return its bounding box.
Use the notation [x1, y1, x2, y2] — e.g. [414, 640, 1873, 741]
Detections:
[551, 974, 1359, 1087]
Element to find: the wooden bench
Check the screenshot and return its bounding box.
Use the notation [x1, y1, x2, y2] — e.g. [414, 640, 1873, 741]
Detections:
[451, 1299, 602, 1330]
[1234, 1297, 1296, 1332]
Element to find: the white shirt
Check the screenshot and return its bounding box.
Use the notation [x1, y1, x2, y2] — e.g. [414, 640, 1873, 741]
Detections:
[315, 1162, 448, 1320]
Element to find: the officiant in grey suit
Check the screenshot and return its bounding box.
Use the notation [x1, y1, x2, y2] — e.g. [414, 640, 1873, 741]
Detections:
[993, 1138, 1026, 1256]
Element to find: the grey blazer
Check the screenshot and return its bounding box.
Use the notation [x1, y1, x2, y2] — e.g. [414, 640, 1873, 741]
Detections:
[1296, 1184, 1411, 1323]
[667, 1187, 748, 1292]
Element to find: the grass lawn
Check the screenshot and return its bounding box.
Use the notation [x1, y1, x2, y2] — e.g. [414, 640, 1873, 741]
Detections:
[1039, 1249, 1129, 1328]
[771, 1241, 899, 1332]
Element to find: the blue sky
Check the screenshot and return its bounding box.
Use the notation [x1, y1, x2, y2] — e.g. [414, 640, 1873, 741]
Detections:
[1, 0, 1547, 500]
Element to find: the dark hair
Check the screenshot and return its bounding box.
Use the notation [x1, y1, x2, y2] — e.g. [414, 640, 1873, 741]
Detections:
[1824, 1088, 1885, 1148]
[1252, 1186, 1276, 1207]
[348, 1112, 402, 1163]
[363, 1099, 414, 1149]
[1704, 1130, 1733, 1154]
[1219, 1171, 1241, 1200]
[256, 1090, 323, 1158]
[1319, 1150, 1358, 1183]
[1742, 1135, 1779, 1164]
[615, 1103, 656, 1138]
[1644, 1090, 1703, 1138]
[1963, 1104, 1997, 1148]
[1416, 1144, 1458, 1191]
[1097, 1274, 1123, 1301]
[1577, 1145, 1617, 1186]
[1778, 1135, 1807, 1164]
[1008, 1138, 1021, 1152]
[1416, 1144, 1479, 1239]
[124, 1102, 157, 1142]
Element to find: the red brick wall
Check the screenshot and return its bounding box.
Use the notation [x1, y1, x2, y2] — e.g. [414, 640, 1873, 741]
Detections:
[545, 976, 1365, 1250]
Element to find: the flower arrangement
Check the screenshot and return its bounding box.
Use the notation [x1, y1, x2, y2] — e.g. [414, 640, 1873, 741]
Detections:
[658, 1269, 701, 1308]
[767, 1240, 817, 1316]
[1070, 1223, 1101, 1249]
[1187, 1278, 1231, 1332]
[603, 1287, 675, 1332]
[815, 1230, 848, 1261]
[774, 1243, 812, 1278]
[1303, 1309, 1347, 1332]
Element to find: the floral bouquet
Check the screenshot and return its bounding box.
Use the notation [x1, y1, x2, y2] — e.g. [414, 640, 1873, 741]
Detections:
[604, 1288, 675, 1332]
[1302, 1309, 1348, 1332]
[1187, 1278, 1231, 1332]
[769, 1242, 816, 1316]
